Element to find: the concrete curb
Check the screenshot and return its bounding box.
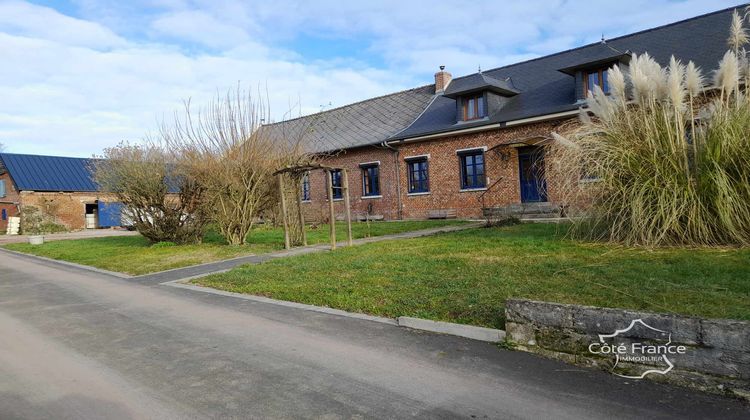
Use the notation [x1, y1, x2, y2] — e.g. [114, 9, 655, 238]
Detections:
[163, 280, 398, 326]
[162, 279, 506, 343]
[397, 317, 506, 343]
[0, 247, 133, 279]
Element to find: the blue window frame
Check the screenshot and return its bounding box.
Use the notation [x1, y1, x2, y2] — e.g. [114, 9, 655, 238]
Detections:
[407, 158, 429, 193]
[301, 172, 310, 201]
[329, 169, 343, 199]
[361, 164, 380, 197]
[1, 209, 6, 221]
[459, 150, 486, 189]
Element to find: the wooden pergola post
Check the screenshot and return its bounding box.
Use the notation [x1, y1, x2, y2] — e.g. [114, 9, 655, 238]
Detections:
[341, 169, 353, 246]
[274, 164, 353, 251]
[278, 174, 291, 250]
[297, 176, 307, 246]
[327, 169, 336, 250]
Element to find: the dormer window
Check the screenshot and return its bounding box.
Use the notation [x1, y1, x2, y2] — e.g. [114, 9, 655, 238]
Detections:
[557, 51, 629, 101]
[584, 68, 610, 96]
[462, 94, 485, 121]
[443, 72, 518, 123]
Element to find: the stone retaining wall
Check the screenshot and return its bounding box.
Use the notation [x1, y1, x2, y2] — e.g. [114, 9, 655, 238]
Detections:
[505, 299, 750, 400]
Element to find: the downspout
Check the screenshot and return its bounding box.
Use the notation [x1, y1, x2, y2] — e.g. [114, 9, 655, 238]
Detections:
[381, 141, 403, 220]
[379, 89, 441, 220]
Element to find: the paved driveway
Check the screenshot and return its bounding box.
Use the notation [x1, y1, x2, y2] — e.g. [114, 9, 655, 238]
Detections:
[0, 251, 747, 419]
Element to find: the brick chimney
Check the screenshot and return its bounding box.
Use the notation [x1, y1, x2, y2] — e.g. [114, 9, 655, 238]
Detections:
[434, 65, 452, 94]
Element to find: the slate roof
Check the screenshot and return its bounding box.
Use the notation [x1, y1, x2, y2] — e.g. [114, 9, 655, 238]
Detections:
[443, 72, 519, 98]
[390, 6, 740, 140]
[0, 153, 99, 192]
[260, 85, 435, 153]
[557, 51, 632, 75]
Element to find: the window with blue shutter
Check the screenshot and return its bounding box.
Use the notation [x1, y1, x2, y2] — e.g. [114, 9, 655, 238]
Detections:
[1, 209, 6, 220]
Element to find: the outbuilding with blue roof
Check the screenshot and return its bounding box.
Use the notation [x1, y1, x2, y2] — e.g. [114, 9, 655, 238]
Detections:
[0, 153, 126, 231]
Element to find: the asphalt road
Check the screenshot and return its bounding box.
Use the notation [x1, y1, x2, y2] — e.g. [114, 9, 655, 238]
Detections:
[0, 250, 747, 419]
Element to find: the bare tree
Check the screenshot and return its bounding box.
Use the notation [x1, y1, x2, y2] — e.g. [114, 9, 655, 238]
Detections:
[94, 142, 209, 244]
[160, 88, 318, 245]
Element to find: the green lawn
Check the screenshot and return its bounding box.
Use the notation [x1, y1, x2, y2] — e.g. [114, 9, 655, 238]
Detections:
[3, 220, 467, 275]
[195, 224, 750, 328]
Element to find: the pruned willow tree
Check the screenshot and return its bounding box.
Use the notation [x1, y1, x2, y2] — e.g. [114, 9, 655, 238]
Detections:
[160, 87, 319, 245]
[551, 8, 750, 246]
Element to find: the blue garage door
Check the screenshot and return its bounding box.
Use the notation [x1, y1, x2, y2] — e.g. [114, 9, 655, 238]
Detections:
[98, 202, 124, 227]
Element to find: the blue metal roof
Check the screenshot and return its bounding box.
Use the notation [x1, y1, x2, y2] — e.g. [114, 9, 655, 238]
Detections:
[0, 152, 183, 193]
[0, 153, 99, 192]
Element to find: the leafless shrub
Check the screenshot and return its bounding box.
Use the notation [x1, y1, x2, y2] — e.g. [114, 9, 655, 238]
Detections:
[159, 87, 320, 245]
[94, 142, 209, 244]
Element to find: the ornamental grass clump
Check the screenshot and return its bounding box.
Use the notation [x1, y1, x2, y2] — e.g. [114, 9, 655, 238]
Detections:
[552, 10, 750, 246]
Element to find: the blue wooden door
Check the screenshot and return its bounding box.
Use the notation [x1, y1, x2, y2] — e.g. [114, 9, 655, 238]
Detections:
[98, 202, 124, 227]
[518, 147, 547, 203]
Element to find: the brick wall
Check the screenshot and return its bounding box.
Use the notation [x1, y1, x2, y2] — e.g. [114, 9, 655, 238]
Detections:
[396, 120, 567, 219]
[19, 192, 120, 230]
[301, 145, 400, 222]
[300, 119, 574, 221]
[0, 172, 19, 231]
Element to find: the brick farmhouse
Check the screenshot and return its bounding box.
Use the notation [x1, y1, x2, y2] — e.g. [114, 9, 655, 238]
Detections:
[264, 7, 735, 221]
[0, 7, 737, 231]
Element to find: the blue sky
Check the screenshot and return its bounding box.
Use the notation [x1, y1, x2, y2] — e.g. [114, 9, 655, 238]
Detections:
[0, 0, 742, 156]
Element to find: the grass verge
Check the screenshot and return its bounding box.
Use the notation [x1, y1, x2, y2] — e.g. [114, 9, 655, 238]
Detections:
[194, 223, 750, 328]
[3, 220, 467, 275]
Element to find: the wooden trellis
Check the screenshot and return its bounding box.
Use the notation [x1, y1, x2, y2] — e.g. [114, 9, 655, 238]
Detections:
[273, 163, 353, 250]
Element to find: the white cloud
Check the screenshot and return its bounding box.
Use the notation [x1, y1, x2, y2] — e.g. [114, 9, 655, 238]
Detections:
[0, 0, 125, 49]
[150, 10, 250, 49]
[0, 0, 742, 157]
[0, 14, 408, 156]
